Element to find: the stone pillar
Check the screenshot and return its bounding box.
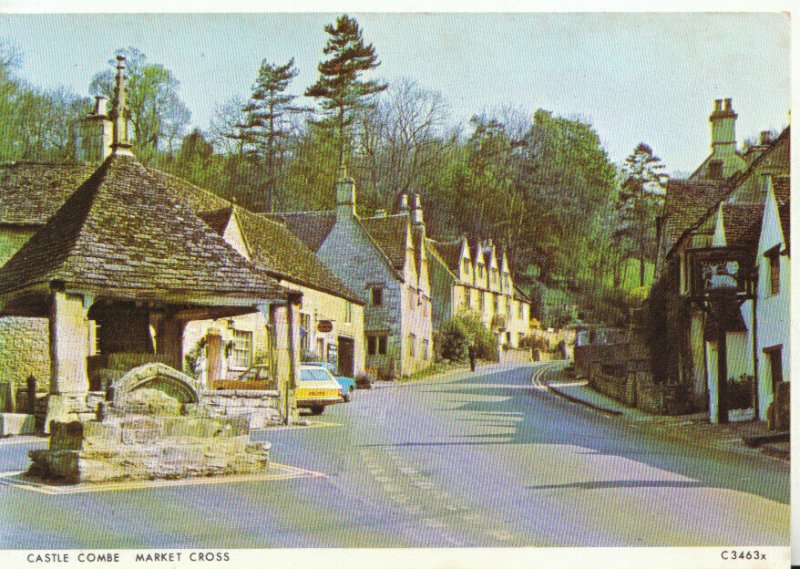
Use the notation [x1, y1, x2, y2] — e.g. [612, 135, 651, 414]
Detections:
[157, 317, 185, 370]
[206, 328, 223, 384]
[270, 297, 301, 424]
[46, 291, 90, 432]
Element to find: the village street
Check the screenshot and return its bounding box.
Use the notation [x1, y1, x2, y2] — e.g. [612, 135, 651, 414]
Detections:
[0, 362, 789, 549]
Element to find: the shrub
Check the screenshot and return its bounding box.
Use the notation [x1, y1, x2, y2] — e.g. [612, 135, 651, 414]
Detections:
[727, 375, 754, 410]
[355, 371, 375, 390]
[438, 317, 470, 362]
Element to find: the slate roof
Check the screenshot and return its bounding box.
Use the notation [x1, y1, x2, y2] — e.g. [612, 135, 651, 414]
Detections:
[234, 208, 363, 304]
[427, 238, 465, 274]
[0, 153, 285, 301]
[662, 179, 730, 257]
[0, 162, 96, 225]
[267, 211, 337, 253]
[360, 214, 410, 270]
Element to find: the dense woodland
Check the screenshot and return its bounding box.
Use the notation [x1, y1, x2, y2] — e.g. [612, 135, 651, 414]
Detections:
[0, 17, 667, 327]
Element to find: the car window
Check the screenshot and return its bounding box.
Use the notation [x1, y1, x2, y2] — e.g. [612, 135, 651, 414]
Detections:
[300, 368, 332, 382]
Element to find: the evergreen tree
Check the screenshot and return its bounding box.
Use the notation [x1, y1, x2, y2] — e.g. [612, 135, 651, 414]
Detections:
[615, 143, 666, 287]
[305, 14, 387, 164]
[236, 58, 304, 211]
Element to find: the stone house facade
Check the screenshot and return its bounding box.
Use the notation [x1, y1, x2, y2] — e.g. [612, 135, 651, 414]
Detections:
[653, 97, 790, 424]
[271, 170, 433, 378]
[426, 236, 531, 348]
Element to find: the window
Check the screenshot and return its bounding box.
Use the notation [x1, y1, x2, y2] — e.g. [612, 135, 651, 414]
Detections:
[767, 248, 780, 295]
[231, 329, 252, 369]
[300, 313, 311, 352]
[422, 339, 430, 360]
[345, 302, 352, 324]
[465, 288, 471, 309]
[409, 334, 416, 357]
[518, 301, 524, 319]
[371, 287, 383, 307]
[479, 291, 485, 311]
[493, 295, 500, 314]
[367, 334, 388, 356]
[462, 259, 470, 275]
[477, 264, 484, 278]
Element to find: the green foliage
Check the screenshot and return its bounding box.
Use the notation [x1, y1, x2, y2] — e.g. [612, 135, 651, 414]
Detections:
[305, 14, 387, 162]
[438, 317, 470, 362]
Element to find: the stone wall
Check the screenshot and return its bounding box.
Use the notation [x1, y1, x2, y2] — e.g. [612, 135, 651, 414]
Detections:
[200, 390, 282, 429]
[0, 317, 50, 399]
[499, 347, 532, 365]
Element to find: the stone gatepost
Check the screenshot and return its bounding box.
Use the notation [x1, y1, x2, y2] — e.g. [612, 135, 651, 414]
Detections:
[45, 291, 90, 432]
[268, 296, 301, 424]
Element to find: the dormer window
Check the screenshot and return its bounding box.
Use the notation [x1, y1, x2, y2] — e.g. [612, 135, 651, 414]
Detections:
[371, 286, 383, 307]
[462, 259, 470, 275]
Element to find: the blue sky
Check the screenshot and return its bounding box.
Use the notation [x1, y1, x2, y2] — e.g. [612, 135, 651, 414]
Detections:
[0, 12, 790, 175]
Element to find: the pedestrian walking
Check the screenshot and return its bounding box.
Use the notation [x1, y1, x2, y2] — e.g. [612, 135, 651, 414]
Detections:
[468, 344, 477, 372]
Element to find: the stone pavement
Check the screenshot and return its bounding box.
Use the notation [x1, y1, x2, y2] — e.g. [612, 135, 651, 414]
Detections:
[543, 368, 789, 462]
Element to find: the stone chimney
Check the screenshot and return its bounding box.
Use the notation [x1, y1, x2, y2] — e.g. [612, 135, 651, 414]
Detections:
[111, 55, 133, 156]
[410, 193, 424, 225]
[74, 95, 113, 163]
[709, 97, 738, 156]
[335, 163, 357, 220]
[398, 192, 409, 212]
[760, 131, 773, 145]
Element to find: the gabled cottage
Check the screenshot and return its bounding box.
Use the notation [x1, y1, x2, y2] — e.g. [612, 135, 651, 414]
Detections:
[270, 168, 432, 377]
[651, 99, 790, 423]
[427, 236, 531, 349]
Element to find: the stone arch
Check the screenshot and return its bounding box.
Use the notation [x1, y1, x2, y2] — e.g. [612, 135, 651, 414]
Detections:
[112, 363, 199, 408]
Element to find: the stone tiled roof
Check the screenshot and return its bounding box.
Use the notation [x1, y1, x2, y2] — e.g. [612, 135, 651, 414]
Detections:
[428, 238, 464, 274]
[198, 206, 234, 236]
[234, 208, 363, 304]
[0, 162, 96, 225]
[360, 214, 410, 270]
[148, 168, 230, 214]
[0, 153, 285, 300]
[662, 179, 730, 257]
[266, 211, 337, 253]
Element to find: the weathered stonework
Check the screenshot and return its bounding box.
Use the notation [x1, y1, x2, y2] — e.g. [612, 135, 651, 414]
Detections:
[201, 389, 282, 429]
[0, 317, 49, 403]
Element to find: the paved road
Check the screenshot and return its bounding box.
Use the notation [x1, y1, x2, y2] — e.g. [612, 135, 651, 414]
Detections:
[0, 362, 789, 548]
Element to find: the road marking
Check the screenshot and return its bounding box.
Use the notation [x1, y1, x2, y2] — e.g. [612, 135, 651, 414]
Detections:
[0, 462, 325, 495]
[251, 419, 342, 433]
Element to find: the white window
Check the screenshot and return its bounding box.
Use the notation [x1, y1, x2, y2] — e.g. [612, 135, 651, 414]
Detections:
[345, 302, 353, 323]
[231, 329, 252, 369]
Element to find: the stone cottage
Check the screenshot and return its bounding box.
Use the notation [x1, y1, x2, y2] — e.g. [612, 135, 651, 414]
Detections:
[426, 236, 531, 348]
[270, 170, 433, 378]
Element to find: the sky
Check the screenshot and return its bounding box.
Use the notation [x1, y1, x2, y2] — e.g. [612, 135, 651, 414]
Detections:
[0, 11, 791, 176]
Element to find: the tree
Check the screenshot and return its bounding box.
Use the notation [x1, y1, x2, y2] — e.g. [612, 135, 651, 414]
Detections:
[209, 96, 249, 155]
[90, 47, 191, 156]
[615, 143, 666, 287]
[305, 14, 387, 164]
[237, 58, 306, 212]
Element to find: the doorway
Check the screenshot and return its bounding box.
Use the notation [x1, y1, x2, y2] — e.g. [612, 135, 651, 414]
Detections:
[338, 337, 355, 377]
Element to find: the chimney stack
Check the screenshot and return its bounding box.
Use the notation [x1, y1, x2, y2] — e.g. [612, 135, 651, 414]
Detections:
[399, 192, 409, 212]
[74, 96, 113, 162]
[709, 97, 737, 156]
[410, 193, 424, 225]
[335, 163, 357, 220]
[760, 131, 772, 145]
[111, 55, 133, 155]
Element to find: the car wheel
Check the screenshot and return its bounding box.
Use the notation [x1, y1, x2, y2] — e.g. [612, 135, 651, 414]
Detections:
[310, 406, 325, 415]
[343, 391, 352, 403]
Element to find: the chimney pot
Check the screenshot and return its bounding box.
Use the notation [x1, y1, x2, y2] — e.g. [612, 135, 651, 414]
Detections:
[714, 99, 722, 112]
[94, 96, 107, 116]
[724, 98, 732, 111]
[399, 193, 409, 211]
[760, 130, 772, 145]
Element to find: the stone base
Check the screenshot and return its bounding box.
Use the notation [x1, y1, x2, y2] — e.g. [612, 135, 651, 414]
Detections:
[28, 417, 270, 484]
[0, 413, 36, 436]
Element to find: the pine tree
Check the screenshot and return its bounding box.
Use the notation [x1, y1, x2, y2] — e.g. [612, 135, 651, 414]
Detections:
[305, 14, 387, 164]
[237, 58, 304, 212]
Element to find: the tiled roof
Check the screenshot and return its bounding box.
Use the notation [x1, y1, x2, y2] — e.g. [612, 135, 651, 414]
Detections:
[266, 211, 337, 253]
[513, 285, 531, 303]
[772, 176, 790, 206]
[723, 202, 765, 248]
[360, 214, 409, 270]
[662, 179, 730, 257]
[0, 153, 285, 301]
[199, 207, 234, 236]
[148, 168, 230, 214]
[0, 162, 96, 225]
[428, 238, 464, 273]
[234, 208, 363, 304]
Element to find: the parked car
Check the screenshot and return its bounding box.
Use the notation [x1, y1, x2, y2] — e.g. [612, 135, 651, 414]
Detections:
[210, 364, 275, 390]
[304, 361, 356, 402]
[297, 365, 344, 415]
